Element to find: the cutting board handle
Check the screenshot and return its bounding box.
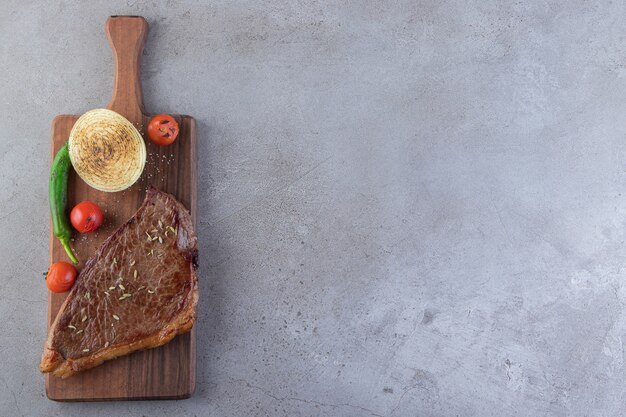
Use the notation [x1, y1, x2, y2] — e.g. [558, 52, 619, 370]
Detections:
[105, 16, 148, 119]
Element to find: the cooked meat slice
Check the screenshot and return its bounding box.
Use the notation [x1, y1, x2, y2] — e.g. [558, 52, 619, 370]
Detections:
[41, 186, 198, 378]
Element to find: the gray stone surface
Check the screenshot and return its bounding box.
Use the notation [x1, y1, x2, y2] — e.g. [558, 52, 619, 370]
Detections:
[2, 0, 626, 416]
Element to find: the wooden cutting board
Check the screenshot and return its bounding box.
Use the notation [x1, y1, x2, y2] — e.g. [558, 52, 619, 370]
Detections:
[46, 16, 197, 401]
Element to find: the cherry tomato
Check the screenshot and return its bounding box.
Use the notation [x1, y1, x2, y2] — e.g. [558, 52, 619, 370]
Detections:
[70, 201, 104, 233]
[46, 262, 77, 293]
[147, 114, 179, 146]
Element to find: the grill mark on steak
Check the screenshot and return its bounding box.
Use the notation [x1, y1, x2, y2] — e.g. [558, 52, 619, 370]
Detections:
[41, 186, 198, 377]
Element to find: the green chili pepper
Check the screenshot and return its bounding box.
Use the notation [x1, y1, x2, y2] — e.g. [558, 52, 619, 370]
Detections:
[50, 141, 78, 264]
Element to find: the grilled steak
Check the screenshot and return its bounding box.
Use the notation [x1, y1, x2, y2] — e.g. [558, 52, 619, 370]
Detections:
[40, 186, 198, 378]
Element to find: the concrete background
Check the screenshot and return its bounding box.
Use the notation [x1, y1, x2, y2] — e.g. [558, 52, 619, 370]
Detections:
[2, 0, 626, 416]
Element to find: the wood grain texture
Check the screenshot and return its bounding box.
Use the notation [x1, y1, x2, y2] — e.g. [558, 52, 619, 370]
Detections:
[45, 16, 197, 401]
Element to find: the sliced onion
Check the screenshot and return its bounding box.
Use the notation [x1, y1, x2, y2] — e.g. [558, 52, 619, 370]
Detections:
[69, 109, 146, 193]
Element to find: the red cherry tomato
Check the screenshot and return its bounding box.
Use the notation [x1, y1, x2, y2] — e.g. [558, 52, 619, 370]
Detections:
[147, 114, 179, 146]
[46, 262, 77, 293]
[70, 201, 104, 233]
